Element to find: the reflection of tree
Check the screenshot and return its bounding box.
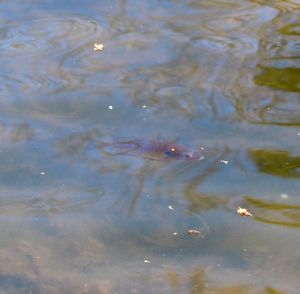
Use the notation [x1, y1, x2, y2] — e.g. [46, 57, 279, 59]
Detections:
[228, 10, 300, 126]
[164, 266, 286, 294]
[57, 128, 101, 160]
[11, 123, 34, 142]
[248, 149, 300, 178]
[0, 122, 34, 143]
[279, 23, 300, 36]
[183, 148, 229, 213]
[254, 66, 300, 93]
[245, 196, 300, 228]
[0, 263, 286, 293]
[189, 268, 206, 294]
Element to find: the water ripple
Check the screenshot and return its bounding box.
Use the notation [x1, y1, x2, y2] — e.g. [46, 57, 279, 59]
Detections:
[229, 11, 300, 125]
[190, 35, 258, 54]
[0, 186, 104, 216]
[0, 16, 99, 56]
[252, 0, 300, 12]
[0, 16, 103, 98]
[245, 196, 300, 228]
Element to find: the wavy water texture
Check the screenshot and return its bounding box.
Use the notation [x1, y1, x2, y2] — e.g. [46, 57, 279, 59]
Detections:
[0, 17, 100, 56]
[0, 16, 102, 100]
[120, 3, 281, 123]
[0, 186, 103, 216]
[245, 196, 300, 228]
[252, 0, 300, 12]
[1, 1, 300, 293]
[248, 149, 300, 178]
[232, 9, 300, 125]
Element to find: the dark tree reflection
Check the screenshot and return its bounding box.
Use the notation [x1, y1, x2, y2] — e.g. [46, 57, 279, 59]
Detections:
[248, 149, 300, 178]
[254, 66, 300, 93]
[245, 196, 300, 228]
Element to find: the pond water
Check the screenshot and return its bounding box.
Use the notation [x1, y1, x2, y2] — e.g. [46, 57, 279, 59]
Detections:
[0, 0, 300, 293]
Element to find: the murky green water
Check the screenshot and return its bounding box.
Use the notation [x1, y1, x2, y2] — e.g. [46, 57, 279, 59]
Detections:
[0, 0, 300, 293]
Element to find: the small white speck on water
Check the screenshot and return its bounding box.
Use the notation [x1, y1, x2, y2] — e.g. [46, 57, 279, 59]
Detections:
[142, 105, 147, 109]
[298, 132, 300, 136]
[171, 148, 175, 152]
[144, 259, 150, 263]
[108, 105, 113, 110]
[172, 232, 178, 236]
[93, 43, 104, 51]
[280, 193, 289, 199]
[220, 160, 228, 165]
[200, 146, 204, 150]
[40, 172, 45, 175]
[168, 205, 174, 211]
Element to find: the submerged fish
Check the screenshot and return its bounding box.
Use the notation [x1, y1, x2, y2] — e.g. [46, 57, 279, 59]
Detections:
[99, 139, 203, 161]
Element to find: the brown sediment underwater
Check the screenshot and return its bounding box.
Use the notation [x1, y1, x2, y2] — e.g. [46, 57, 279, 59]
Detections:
[99, 139, 204, 161]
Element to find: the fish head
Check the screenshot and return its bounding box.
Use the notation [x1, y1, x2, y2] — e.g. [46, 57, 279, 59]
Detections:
[182, 150, 204, 160]
[164, 146, 201, 161]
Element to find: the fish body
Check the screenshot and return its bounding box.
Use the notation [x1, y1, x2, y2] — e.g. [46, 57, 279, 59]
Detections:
[99, 139, 202, 161]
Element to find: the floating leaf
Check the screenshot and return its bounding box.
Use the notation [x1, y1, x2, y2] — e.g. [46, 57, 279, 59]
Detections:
[237, 207, 253, 217]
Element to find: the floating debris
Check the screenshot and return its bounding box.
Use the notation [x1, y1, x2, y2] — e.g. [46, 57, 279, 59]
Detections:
[144, 259, 150, 263]
[40, 172, 45, 175]
[93, 43, 104, 51]
[220, 159, 228, 165]
[237, 207, 253, 217]
[168, 205, 174, 211]
[172, 232, 178, 236]
[187, 229, 201, 235]
[108, 105, 113, 110]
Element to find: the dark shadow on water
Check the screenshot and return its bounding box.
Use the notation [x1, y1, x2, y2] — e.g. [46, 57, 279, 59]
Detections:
[248, 149, 300, 178]
[183, 147, 230, 213]
[245, 196, 300, 228]
[254, 66, 300, 93]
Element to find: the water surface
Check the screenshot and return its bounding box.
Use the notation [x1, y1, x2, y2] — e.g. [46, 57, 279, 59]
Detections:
[0, 0, 300, 293]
